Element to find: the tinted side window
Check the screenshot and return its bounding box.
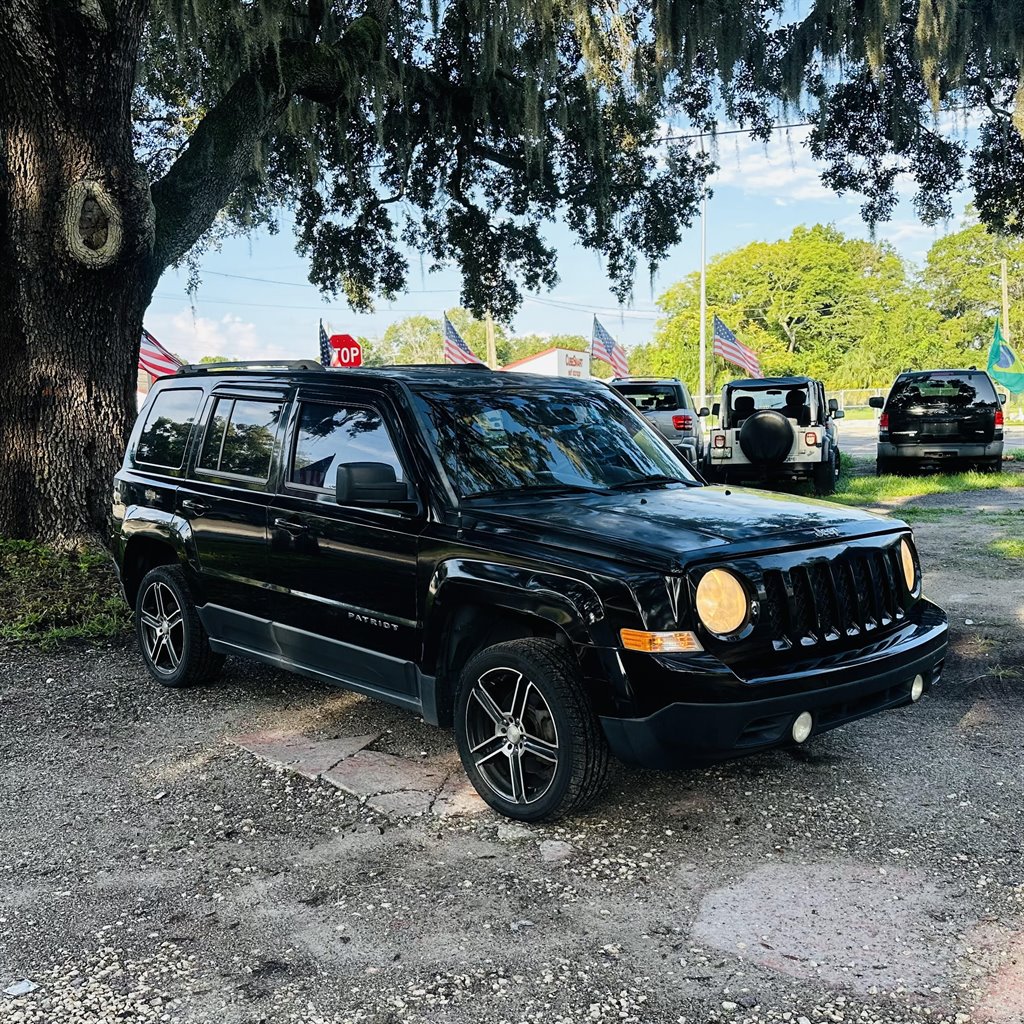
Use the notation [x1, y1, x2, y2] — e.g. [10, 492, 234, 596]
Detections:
[198, 398, 283, 480]
[613, 384, 686, 411]
[290, 403, 405, 492]
[135, 388, 203, 469]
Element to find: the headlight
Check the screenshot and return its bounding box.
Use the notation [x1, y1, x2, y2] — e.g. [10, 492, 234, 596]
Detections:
[695, 568, 749, 636]
[900, 538, 918, 592]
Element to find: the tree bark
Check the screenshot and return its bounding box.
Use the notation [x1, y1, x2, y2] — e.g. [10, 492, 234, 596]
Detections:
[0, 1, 156, 546]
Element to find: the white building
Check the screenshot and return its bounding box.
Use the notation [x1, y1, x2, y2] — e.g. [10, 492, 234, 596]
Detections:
[501, 347, 591, 379]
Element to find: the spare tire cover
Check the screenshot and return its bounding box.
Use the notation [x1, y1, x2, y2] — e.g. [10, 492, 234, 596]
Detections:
[739, 409, 794, 464]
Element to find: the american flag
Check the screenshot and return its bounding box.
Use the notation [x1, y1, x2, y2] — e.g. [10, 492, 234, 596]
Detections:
[443, 315, 483, 364]
[591, 317, 629, 377]
[139, 329, 182, 378]
[319, 320, 333, 367]
[713, 315, 761, 377]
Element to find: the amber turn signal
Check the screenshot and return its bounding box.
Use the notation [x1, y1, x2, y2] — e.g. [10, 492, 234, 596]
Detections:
[620, 629, 703, 653]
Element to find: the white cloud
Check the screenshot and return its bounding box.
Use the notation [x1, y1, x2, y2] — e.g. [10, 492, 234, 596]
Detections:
[144, 309, 297, 363]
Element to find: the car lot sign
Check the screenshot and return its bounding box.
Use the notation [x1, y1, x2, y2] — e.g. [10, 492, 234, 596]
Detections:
[329, 334, 362, 368]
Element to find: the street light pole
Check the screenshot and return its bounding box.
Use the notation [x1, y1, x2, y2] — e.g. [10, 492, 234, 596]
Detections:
[1001, 258, 1011, 341]
[699, 190, 707, 407]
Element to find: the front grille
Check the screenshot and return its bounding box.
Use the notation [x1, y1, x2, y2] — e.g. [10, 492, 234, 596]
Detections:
[755, 543, 909, 650]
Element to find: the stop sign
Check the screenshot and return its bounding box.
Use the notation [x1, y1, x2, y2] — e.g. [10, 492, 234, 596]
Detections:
[328, 333, 362, 368]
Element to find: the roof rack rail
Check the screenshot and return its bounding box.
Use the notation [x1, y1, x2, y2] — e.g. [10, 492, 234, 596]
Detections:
[176, 359, 326, 374]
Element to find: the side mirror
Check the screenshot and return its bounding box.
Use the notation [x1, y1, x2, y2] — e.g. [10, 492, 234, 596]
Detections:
[833, 409, 845, 419]
[712, 402, 721, 417]
[697, 407, 710, 418]
[336, 462, 415, 509]
[1000, 393, 1007, 405]
[828, 398, 839, 413]
[868, 396, 885, 410]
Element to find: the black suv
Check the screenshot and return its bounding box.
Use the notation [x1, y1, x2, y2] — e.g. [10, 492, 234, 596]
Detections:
[869, 369, 1006, 474]
[113, 362, 948, 821]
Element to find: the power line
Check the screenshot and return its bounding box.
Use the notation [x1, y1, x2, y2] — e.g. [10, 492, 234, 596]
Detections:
[200, 269, 458, 292]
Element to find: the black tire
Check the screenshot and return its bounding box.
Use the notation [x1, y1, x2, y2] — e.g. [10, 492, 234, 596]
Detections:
[876, 457, 896, 476]
[135, 564, 224, 688]
[983, 457, 1003, 474]
[454, 638, 610, 822]
[813, 450, 837, 495]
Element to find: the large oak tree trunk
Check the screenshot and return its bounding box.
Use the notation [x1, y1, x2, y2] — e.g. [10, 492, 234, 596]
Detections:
[0, 2, 155, 546]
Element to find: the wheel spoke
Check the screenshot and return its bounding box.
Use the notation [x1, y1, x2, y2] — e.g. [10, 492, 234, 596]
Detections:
[509, 749, 527, 804]
[142, 628, 159, 660]
[153, 585, 167, 620]
[165, 634, 181, 668]
[470, 685, 505, 727]
[506, 671, 524, 719]
[469, 733, 505, 756]
[521, 735, 558, 764]
[165, 611, 183, 630]
[474, 742, 507, 771]
[140, 612, 161, 631]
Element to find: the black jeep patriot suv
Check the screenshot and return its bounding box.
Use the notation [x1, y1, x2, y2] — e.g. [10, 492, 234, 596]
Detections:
[113, 362, 948, 821]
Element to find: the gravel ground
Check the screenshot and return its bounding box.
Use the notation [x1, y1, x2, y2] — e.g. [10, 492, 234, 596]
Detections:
[1, 493, 1022, 1024]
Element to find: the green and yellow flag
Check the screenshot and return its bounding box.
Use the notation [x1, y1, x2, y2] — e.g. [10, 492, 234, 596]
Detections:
[988, 320, 1024, 394]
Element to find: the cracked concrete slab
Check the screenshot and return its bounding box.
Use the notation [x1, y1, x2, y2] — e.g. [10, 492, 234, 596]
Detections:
[230, 731, 378, 780]
[322, 750, 449, 816]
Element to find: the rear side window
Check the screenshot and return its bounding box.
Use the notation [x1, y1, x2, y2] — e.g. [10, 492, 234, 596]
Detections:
[612, 384, 686, 411]
[888, 372, 997, 411]
[199, 398, 284, 480]
[289, 402, 405, 492]
[135, 388, 203, 469]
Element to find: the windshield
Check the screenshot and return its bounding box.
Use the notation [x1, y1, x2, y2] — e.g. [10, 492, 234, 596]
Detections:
[412, 385, 697, 499]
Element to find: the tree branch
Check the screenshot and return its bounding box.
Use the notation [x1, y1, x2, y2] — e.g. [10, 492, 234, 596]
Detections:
[150, 12, 386, 273]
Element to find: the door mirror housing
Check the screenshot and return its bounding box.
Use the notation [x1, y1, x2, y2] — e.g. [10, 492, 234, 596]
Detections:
[833, 409, 845, 419]
[697, 406, 711, 418]
[828, 397, 840, 413]
[712, 402, 721, 418]
[336, 462, 415, 509]
[868, 396, 885, 410]
[999, 393, 1008, 405]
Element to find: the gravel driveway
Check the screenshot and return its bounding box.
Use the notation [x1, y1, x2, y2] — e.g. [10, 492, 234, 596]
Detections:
[1, 493, 1022, 1024]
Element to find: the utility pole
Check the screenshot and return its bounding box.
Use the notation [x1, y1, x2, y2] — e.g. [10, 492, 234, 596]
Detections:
[1001, 258, 1011, 341]
[699, 189, 707, 407]
[485, 311, 497, 368]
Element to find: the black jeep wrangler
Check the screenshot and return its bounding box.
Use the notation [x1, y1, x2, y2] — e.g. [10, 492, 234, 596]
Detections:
[113, 361, 948, 821]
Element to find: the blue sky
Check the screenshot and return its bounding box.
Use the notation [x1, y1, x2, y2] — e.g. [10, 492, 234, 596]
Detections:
[146, 123, 971, 364]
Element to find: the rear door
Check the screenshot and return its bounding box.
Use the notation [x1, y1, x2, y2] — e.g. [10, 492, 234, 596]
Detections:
[264, 387, 423, 700]
[179, 387, 289, 647]
[614, 383, 694, 446]
[886, 371, 998, 445]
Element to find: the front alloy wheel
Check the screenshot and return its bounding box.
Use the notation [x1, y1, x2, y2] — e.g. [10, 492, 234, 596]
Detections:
[464, 666, 560, 806]
[454, 638, 609, 822]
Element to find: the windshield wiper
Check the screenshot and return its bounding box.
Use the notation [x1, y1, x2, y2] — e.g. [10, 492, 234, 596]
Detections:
[462, 482, 613, 500]
[608, 474, 687, 491]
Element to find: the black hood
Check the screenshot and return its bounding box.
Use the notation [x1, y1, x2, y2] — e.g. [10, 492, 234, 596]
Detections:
[464, 484, 900, 571]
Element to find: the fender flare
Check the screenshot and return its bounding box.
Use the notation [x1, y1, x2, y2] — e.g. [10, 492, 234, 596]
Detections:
[422, 558, 614, 666]
[119, 509, 202, 601]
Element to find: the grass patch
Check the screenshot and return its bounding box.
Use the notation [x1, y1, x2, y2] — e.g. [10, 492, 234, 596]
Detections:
[990, 538, 1024, 561]
[831, 469, 1024, 507]
[0, 539, 130, 647]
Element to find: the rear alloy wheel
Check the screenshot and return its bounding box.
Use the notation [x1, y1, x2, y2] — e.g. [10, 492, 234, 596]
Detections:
[135, 565, 224, 688]
[455, 638, 609, 822]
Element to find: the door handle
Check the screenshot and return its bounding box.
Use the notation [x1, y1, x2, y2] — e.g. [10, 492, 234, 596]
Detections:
[274, 517, 309, 535]
[181, 499, 208, 516]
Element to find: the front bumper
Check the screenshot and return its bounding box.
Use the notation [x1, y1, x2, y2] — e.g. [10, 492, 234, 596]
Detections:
[599, 601, 948, 769]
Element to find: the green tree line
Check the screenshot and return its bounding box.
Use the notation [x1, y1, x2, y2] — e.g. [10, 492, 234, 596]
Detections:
[632, 220, 1024, 395]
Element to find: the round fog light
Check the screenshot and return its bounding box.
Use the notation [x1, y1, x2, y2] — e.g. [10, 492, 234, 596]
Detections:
[910, 674, 925, 702]
[792, 711, 814, 744]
